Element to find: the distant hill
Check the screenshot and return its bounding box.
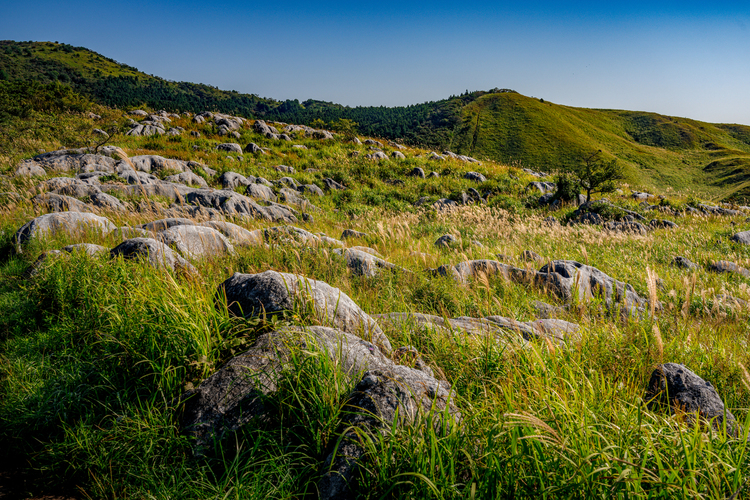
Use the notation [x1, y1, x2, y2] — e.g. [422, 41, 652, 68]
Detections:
[3, 40, 750, 201]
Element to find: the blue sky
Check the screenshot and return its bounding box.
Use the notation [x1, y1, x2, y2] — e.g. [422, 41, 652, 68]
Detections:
[2, 1, 749, 124]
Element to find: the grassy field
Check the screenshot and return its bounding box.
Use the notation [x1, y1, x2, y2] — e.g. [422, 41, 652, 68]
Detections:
[1, 96, 750, 498]
[4, 40, 750, 203]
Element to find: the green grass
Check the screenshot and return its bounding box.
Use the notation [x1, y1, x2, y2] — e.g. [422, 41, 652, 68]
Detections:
[1, 97, 750, 498]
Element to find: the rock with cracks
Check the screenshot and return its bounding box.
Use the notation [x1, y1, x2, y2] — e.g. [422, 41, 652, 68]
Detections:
[645, 363, 739, 437]
[218, 271, 390, 352]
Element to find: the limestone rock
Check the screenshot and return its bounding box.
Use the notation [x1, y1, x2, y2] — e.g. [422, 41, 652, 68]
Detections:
[159, 225, 235, 259]
[645, 363, 738, 436]
[110, 237, 196, 274]
[218, 271, 389, 351]
[16, 212, 116, 247]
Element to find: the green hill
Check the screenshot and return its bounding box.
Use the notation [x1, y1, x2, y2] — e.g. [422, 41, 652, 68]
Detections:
[3, 40, 750, 201]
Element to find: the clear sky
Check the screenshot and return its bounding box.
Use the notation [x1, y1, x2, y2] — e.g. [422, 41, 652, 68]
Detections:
[2, 0, 749, 124]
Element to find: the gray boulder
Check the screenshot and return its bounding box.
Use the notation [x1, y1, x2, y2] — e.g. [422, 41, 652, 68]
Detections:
[604, 221, 650, 235]
[341, 229, 368, 240]
[324, 178, 346, 191]
[185, 189, 297, 222]
[435, 234, 458, 247]
[164, 171, 209, 188]
[645, 363, 738, 436]
[298, 184, 324, 197]
[650, 219, 679, 230]
[464, 172, 487, 182]
[32, 193, 92, 213]
[708, 260, 750, 278]
[672, 256, 697, 270]
[244, 183, 277, 202]
[731, 231, 750, 245]
[61, 243, 108, 256]
[219, 172, 251, 190]
[216, 143, 243, 154]
[537, 260, 647, 311]
[332, 248, 406, 277]
[141, 218, 196, 232]
[110, 237, 196, 274]
[15, 211, 116, 247]
[89, 192, 127, 211]
[219, 271, 390, 351]
[128, 155, 188, 173]
[408, 167, 425, 178]
[159, 225, 235, 259]
[199, 221, 264, 246]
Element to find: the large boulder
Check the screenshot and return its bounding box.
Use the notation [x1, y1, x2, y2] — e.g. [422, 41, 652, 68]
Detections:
[731, 231, 750, 245]
[128, 155, 188, 173]
[537, 260, 647, 311]
[179, 325, 456, 494]
[218, 172, 251, 190]
[141, 218, 195, 232]
[709, 260, 750, 278]
[645, 363, 739, 436]
[332, 248, 407, 277]
[185, 189, 297, 222]
[89, 192, 127, 212]
[15, 211, 116, 247]
[216, 143, 243, 154]
[218, 271, 390, 351]
[110, 237, 196, 274]
[159, 225, 235, 259]
[199, 221, 264, 246]
[164, 171, 209, 188]
[244, 183, 277, 202]
[32, 193, 92, 213]
[17, 151, 117, 175]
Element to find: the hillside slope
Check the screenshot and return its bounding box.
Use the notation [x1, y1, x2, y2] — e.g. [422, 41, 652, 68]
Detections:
[3, 40, 750, 200]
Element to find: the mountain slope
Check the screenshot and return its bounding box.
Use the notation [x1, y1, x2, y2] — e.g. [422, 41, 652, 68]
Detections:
[3, 40, 750, 200]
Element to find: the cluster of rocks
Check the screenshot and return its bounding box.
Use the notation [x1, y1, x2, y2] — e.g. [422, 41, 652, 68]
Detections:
[14, 148, 323, 223]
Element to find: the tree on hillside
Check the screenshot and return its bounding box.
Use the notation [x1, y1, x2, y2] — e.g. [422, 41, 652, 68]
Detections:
[565, 150, 625, 204]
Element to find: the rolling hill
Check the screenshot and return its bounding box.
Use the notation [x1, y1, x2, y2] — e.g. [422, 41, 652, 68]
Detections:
[3, 40, 750, 201]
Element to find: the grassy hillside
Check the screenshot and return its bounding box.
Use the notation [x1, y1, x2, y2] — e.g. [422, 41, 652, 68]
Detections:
[3, 40, 750, 201]
[449, 92, 750, 200]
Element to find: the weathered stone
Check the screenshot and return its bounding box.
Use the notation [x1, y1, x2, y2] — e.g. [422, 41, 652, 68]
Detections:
[650, 219, 679, 229]
[185, 189, 297, 222]
[324, 178, 346, 191]
[159, 225, 235, 259]
[218, 271, 389, 351]
[217, 143, 243, 154]
[341, 229, 368, 240]
[141, 218, 196, 232]
[708, 260, 750, 278]
[89, 191, 126, 211]
[128, 155, 188, 173]
[200, 221, 264, 246]
[298, 184, 324, 197]
[164, 171, 209, 188]
[110, 237, 196, 274]
[434, 234, 458, 247]
[32, 193, 92, 213]
[61, 243, 108, 256]
[218, 171, 251, 190]
[731, 231, 750, 245]
[332, 248, 406, 278]
[672, 256, 697, 270]
[464, 172, 487, 183]
[604, 221, 650, 235]
[408, 167, 426, 178]
[391, 151, 406, 160]
[645, 363, 738, 436]
[15, 212, 116, 247]
[244, 183, 277, 202]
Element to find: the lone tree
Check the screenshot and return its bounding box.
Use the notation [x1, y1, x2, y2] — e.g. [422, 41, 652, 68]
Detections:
[566, 150, 625, 204]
